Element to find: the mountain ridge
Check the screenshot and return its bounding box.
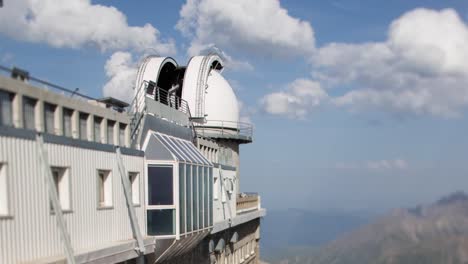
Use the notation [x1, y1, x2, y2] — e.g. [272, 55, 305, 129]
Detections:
[267, 191, 468, 264]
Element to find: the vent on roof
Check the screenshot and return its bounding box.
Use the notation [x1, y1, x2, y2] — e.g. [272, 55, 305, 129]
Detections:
[97, 97, 129, 113]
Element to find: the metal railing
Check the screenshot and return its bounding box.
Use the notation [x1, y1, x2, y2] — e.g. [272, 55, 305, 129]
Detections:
[236, 193, 260, 213]
[194, 120, 253, 140]
[129, 80, 193, 141]
[0, 65, 95, 101]
[129, 81, 190, 115]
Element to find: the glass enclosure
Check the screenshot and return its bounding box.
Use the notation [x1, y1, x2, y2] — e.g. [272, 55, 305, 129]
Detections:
[148, 166, 173, 205]
[145, 132, 214, 237]
[147, 209, 175, 236]
[147, 165, 175, 236]
[179, 162, 213, 235]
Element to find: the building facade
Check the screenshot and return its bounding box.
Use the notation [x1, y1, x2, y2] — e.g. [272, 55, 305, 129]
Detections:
[0, 53, 265, 264]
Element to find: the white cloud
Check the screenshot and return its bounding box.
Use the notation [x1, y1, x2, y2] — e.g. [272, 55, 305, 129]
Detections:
[238, 99, 256, 124]
[223, 53, 254, 72]
[177, 0, 315, 57]
[196, 44, 254, 72]
[0, 0, 176, 53]
[335, 159, 408, 170]
[366, 159, 408, 170]
[315, 8, 468, 118]
[102, 52, 137, 103]
[260, 79, 328, 119]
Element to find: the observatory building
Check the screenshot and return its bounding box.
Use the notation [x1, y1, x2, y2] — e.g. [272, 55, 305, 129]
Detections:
[0, 53, 265, 263]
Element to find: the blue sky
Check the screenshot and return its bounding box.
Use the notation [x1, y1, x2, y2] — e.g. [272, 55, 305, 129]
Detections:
[1, 0, 468, 212]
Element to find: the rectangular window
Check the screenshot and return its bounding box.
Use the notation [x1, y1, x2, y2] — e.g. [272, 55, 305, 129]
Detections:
[23, 96, 36, 130]
[192, 165, 198, 230]
[63, 108, 73, 137]
[119, 123, 126, 146]
[0, 90, 13, 126]
[51, 167, 71, 211]
[107, 120, 115, 145]
[147, 209, 175, 236]
[148, 165, 173, 205]
[97, 170, 112, 208]
[179, 164, 186, 234]
[79, 113, 88, 140]
[94, 117, 102, 143]
[0, 163, 9, 216]
[129, 172, 140, 205]
[44, 103, 56, 134]
[186, 164, 192, 232]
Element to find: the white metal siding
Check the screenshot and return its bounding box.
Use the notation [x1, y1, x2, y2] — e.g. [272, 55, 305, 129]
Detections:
[0, 135, 145, 263]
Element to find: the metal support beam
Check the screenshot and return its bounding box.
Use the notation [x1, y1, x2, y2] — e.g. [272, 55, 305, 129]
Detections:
[219, 170, 233, 221]
[115, 147, 146, 255]
[36, 133, 76, 264]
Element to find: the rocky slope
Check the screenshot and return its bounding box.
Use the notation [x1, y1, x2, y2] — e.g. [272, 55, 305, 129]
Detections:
[272, 192, 468, 264]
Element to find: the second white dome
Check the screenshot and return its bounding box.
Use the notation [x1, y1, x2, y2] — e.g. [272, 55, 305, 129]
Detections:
[204, 70, 239, 128]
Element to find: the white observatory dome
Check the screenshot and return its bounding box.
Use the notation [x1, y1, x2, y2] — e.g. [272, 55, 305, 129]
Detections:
[204, 70, 239, 128]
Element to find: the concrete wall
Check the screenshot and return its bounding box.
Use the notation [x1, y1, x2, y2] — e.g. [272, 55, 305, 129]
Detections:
[0, 134, 145, 263]
[216, 140, 240, 194]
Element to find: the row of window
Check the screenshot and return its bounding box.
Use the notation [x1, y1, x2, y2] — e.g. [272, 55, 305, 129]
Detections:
[199, 144, 219, 163]
[0, 162, 140, 217]
[59, 168, 140, 210]
[0, 89, 128, 146]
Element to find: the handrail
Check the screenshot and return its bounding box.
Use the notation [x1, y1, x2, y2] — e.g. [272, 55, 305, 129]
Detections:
[0, 64, 95, 101]
[236, 193, 260, 213]
[129, 80, 196, 143]
[194, 120, 253, 140]
[129, 80, 190, 116]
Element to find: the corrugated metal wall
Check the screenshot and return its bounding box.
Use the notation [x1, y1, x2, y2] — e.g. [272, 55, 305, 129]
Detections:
[0, 135, 145, 263]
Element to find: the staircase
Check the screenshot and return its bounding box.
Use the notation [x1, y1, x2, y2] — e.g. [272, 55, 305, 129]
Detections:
[129, 81, 148, 145]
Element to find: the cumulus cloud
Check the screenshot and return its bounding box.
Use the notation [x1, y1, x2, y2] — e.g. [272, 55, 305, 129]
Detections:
[315, 8, 468, 118]
[238, 99, 256, 124]
[177, 0, 315, 57]
[0, 0, 176, 53]
[335, 159, 408, 170]
[197, 44, 254, 72]
[260, 79, 328, 119]
[366, 159, 408, 170]
[102, 52, 138, 103]
[223, 53, 254, 72]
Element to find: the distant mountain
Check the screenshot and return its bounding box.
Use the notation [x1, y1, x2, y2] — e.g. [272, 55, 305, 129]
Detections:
[261, 208, 375, 259]
[270, 192, 468, 264]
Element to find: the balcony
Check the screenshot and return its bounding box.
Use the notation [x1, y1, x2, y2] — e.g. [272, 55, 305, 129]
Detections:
[195, 120, 253, 143]
[129, 81, 193, 141]
[236, 193, 261, 214]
